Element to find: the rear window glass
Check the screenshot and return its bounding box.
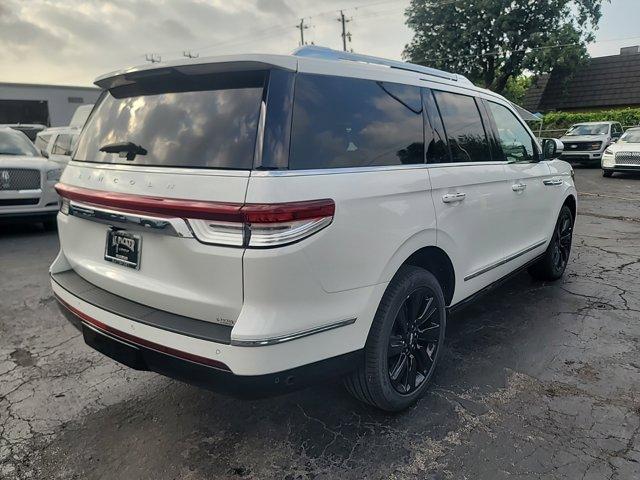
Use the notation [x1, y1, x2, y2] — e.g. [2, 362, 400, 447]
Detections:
[74, 71, 265, 169]
[432, 91, 491, 163]
[289, 74, 424, 170]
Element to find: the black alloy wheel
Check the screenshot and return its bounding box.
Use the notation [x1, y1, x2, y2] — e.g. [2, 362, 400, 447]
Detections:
[551, 209, 573, 273]
[387, 288, 441, 395]
[344, 266, 446, 411]
[528, 204, 574, 281]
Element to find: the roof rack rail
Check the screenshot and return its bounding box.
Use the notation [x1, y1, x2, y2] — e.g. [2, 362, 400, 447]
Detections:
[292, 46, 472, 85]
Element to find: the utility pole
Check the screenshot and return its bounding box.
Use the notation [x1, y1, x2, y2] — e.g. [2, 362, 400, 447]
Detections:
[144, 53, 161, 63]
[337, 10, 352, 52]
[182, 51, 199, 59]
[295, 18, 309, 46]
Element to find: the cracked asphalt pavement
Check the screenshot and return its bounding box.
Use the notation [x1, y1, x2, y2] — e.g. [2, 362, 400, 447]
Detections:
[1, 168, 639, 479]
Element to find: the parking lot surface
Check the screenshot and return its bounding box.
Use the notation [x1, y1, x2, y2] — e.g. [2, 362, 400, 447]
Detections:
[1, 168, 639, 479]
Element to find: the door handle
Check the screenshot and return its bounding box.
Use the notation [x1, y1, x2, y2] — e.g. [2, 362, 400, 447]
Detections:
[543, 178, 563, 186]
[442, 192, 466, 203]
[512, 183, 527, 192]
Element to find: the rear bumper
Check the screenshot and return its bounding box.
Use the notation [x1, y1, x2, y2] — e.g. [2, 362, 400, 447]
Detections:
[52, 269, 364, 393]
[56, 297, 362, 397]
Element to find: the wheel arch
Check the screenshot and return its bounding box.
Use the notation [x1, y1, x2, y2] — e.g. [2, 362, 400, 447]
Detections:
[400, 246, 456, 306]
[563, 194, 577, 224]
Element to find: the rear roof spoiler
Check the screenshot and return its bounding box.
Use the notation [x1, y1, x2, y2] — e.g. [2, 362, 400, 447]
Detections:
[94, 54, 298, 91]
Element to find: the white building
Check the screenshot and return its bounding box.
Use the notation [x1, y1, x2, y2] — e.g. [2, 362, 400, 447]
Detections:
[0, 82, 101, 127]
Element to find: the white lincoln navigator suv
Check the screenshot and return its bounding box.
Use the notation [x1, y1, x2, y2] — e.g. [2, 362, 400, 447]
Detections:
[50, 47, 575, 411]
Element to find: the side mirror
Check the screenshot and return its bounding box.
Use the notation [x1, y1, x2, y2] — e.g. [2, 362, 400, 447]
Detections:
[541, 138, 564, 160]
[40, 149, 50, 159]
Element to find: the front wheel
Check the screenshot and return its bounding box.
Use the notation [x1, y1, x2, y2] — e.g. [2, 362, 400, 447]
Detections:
[602, 169, 613, 178]
[528, 205, 574, 281]
[344, 266, 446, 412]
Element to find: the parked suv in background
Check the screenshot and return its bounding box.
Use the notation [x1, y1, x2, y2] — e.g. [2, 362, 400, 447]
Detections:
[602, 126, 640, 177]
[0, 127, 61, 229]
[38, 128, 79, 167]
[560, 121, 622, 166]
[50, 47, 576, 411]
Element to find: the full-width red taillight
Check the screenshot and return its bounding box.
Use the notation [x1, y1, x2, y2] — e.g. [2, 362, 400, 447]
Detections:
[55, 184, 335, 248]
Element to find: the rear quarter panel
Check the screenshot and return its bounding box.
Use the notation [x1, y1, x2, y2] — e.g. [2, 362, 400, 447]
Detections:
[245, 167, 436, 293]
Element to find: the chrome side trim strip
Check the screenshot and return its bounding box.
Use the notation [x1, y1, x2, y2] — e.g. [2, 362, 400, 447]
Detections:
[464, 240, 547, 281]
[69, 201, 194, 238]
[230, 317, 357, 347]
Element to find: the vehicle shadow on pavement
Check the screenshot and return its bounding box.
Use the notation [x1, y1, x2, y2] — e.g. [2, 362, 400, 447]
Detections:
[0, 222, 53, 238]
[35, 271, 583, 480]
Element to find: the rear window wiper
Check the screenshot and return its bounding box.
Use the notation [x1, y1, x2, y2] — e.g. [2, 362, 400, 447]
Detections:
[99, 141, 147, 161]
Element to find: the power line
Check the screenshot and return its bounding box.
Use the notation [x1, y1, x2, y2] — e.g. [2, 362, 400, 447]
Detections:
[142, 0, 638, 63]
[434, 34, 640, 62]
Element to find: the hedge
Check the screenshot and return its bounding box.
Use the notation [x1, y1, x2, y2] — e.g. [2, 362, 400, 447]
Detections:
[540, 108, 640, 131]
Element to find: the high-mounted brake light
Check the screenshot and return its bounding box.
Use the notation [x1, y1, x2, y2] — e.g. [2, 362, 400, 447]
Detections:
[55, 184, 335, 248]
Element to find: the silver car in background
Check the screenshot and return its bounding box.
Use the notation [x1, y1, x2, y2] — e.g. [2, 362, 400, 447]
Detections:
[560, 121, 623, 166]
[0, 127, 62, 229]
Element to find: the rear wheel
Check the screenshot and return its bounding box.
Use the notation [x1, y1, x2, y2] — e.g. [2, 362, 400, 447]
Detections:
[344, 266, 446, 412]
[602, 169, 613, 177]
[528, 205, 573, 281]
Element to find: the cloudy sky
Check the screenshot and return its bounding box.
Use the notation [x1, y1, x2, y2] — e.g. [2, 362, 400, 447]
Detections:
[1, 0, 638, 87]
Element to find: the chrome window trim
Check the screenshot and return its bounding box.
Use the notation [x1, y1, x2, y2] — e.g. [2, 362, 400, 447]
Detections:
[230, 317, 356, 347]
[251, 161, 508, 177]
[464, 240, 547, 281]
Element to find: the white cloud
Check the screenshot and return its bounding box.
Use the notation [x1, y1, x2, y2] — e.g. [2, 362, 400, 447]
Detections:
[0, 0, 411, 86]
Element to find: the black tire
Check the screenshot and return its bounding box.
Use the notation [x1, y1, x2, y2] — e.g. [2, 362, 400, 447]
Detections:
[602, 170, 613, 178]
[344, 265, 446, 412]
[43, 218, 57, 231]
[528, 205, 573, 281]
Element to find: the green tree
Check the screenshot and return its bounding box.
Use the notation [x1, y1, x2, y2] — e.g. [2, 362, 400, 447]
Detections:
[404, 0, 607, 95]
[502, 75, 532, 104]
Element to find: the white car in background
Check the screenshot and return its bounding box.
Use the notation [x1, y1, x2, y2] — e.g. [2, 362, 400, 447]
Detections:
[0, 127, 62, 229]
[68, 104, 94, 129]
[602, 126, 640, 177]
[34, 104, 93, 166]
[37, 127, 80, 167]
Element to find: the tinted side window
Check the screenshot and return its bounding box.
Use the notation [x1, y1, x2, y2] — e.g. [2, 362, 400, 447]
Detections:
[487, 101, 537, 163]
[423, 89, 450, 163]
[289, 74, 424, 169]
[432, 91, 491, 163]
